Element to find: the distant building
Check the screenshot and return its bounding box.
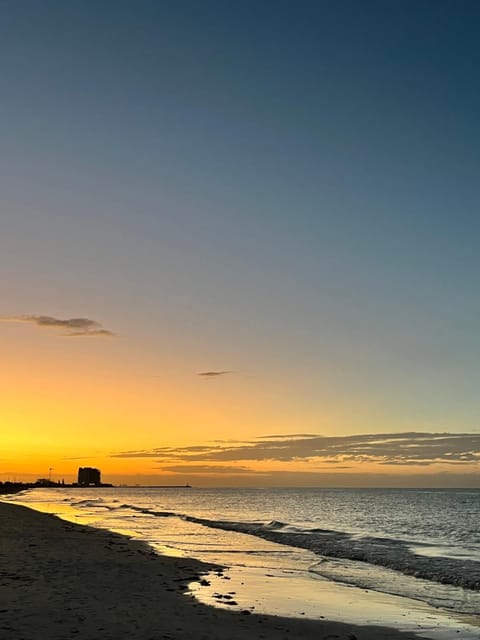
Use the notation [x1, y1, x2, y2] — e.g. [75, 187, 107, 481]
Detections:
[35, 478, 57, 487]
[77, 467, 101, 486]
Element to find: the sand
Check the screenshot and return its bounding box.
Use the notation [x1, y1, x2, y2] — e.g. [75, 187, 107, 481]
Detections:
[0, 501, 423, 640]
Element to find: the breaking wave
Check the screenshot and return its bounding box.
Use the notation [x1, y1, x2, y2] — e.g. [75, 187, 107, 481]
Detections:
[86, 501, 480, 591]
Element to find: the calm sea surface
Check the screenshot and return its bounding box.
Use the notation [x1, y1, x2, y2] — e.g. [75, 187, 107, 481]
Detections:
[6, 487, 480, 636]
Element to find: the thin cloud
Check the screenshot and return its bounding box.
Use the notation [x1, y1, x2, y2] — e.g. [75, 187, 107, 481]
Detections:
[112, 444, 229, 458]
[198, 370, 232, 377]
[158, 464, 266, 475]
[257, 433, 319, 440]
[62, 456, 102, 460]
[1, 315, 115, 337]
[313, 465, 353, 470]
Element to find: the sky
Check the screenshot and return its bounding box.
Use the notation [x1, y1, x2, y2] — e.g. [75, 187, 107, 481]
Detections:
[1, 0, 479, 486]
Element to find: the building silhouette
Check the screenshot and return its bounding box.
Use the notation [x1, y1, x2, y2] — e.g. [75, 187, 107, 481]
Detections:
[77, 467, 101, 486]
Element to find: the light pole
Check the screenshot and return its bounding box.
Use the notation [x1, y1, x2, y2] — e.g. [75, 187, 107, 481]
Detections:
[48, 467, 53, 482]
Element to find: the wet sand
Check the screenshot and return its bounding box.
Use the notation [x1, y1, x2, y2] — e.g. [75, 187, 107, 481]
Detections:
[0, 501, 423, 640]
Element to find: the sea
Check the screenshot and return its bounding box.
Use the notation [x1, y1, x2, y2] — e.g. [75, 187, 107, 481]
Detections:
[5, 486, 480, 639]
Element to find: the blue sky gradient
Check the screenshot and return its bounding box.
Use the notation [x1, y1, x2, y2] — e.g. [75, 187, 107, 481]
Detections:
[1, 1, 479, 447]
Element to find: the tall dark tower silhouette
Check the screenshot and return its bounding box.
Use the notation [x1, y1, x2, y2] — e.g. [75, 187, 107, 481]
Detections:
[77, 467, 101, 486]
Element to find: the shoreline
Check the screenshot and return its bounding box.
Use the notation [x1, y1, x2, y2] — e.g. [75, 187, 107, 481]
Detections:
[0, 501, 423, 640]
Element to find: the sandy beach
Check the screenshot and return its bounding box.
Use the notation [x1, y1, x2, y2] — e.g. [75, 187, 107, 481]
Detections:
[0, 501, 425, 640]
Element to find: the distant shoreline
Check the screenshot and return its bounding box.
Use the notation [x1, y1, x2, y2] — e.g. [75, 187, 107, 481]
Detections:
[0, 482, 192, 494]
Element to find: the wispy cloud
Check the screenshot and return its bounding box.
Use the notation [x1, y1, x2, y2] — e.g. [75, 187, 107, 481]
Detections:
[62, 456, 103, 460]
[198, 370, 232, 377]
[113, 444, 238, 458]
[257, 433, 319, 439]
[0, 315, 115, 337]
[112, 432, 480, 467]
[157, 464, 266, 475]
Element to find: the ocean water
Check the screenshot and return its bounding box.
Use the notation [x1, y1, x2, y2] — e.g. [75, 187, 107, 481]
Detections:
[6, 486, 480, 637]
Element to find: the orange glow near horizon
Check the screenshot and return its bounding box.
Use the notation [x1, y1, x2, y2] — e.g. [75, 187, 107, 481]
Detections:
[1, 326, 479, 487]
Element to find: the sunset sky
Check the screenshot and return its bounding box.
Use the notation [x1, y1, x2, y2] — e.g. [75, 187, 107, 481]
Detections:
[1, 1, 479, 486]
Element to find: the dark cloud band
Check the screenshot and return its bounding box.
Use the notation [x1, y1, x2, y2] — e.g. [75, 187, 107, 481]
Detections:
[112, 432, 480, 467]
